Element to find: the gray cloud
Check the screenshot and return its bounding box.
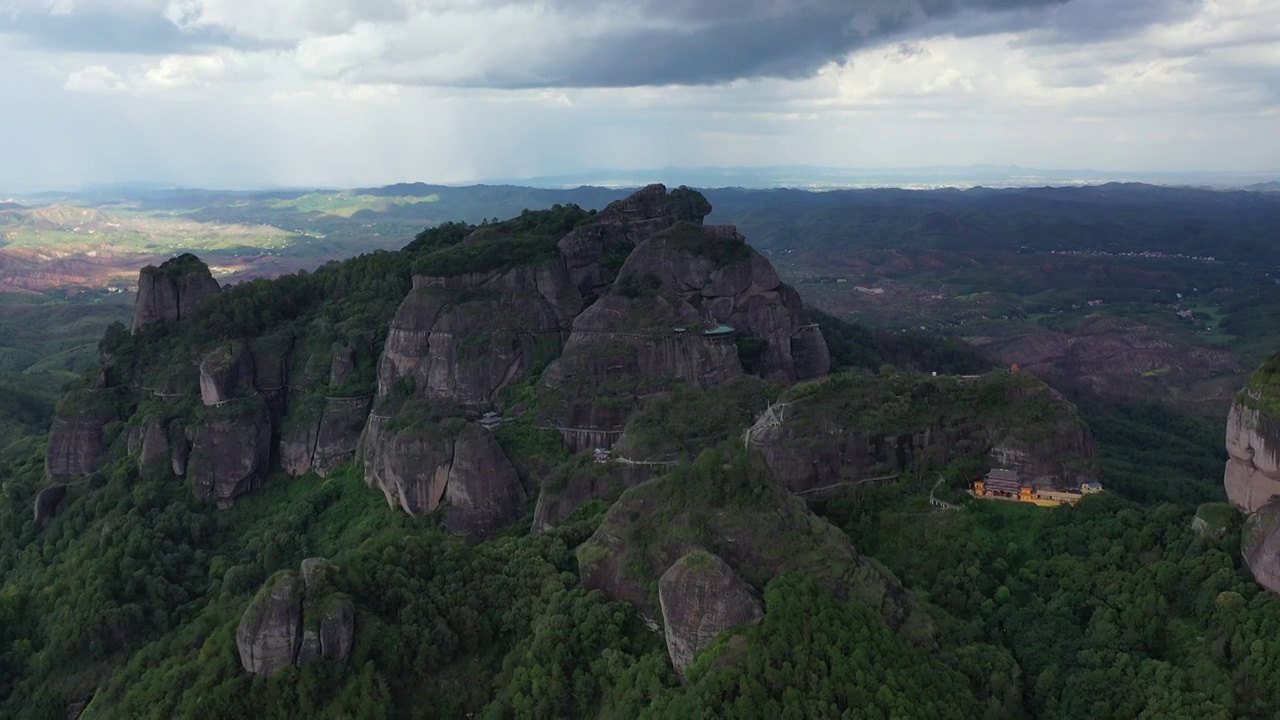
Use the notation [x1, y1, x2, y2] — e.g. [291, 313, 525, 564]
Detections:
[0, 7, 256, 54]
[399, 0, 1083, 88]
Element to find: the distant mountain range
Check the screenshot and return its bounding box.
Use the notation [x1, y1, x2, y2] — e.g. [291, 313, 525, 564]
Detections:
[485, 165, 1280, 191]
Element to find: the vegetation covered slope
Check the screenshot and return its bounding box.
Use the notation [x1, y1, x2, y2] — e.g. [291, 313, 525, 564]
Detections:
[0, 188, 1271, 720]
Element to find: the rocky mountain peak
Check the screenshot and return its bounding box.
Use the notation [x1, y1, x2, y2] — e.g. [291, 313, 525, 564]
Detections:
[131, 253, 221, 333]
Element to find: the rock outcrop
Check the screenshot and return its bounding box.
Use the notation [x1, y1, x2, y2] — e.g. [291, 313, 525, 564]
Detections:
[1225, 358, 1280, 513]
[754, 370, 1096, 494]
[1242, 498, 1280, 594]
[44, 393, 118, 478]
[136, 418, 172, 476]
[363, 412, 526, 538]
[236, 559, 356, 677]
[33, 485, 68, 529]
[441, 423, 529, 539]
[236, 571, 304, 678]
[659, 551, 763, 679]
[199, 342, 256, 406]
[538, 293, 744, 450]
[376, 263, 578, 410]
[1193, 502, 1238, 540]
[557, 183, 711, 300]
[615, 222, 830, 383]
[577, 451, 916, 634]
[282, 396, 371, 478]
[188, 397, 273, 508]
[131, 253, 221, 333]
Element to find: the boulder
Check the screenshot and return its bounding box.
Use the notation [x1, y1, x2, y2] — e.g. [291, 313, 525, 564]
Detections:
[1193, 502, 1239, 540]
[577, 452, 914, 632]
[295, 558, 355, 667]
[659, 551, 763, 678]
[33, 485, 68, 529]
[1242, 498, 1280, 594]
[131, 254, 221, 333]
[199, 342, 256, 406]
[280, 399, 323, 477]
[236, 572, 304, 678]
[361, 414, 459, 516]
[187, 397, 273, 508]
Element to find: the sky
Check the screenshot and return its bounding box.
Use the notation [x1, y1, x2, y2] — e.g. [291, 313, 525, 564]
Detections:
[1, 0, 1278, 189]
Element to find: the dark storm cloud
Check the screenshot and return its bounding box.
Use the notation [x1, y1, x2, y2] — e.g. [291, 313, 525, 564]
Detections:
[383, 0, 1204, 88]
[0, 7, 266, 55]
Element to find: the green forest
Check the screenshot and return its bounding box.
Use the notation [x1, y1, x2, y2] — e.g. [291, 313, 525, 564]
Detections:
[0, 192, 1274, 720]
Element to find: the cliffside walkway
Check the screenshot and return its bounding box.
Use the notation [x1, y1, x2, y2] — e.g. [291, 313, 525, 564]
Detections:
[793, 474, 899, 497]
[929, 475, 961, 511]
[744, 402, 791, 449]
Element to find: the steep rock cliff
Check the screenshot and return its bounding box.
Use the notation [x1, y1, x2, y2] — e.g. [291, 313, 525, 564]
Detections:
[131, 254, 221, 333]
[44, 390, 120, 478]
[187, 397, 273, 508]
[557, 183, 711, 301]
[33, 485, 68, 529]
[1242, 498, 1280, 595]
[199, 342, 256, 406]
[659, 551, 763, 679]
[377, 263, 578, 410]
[754, 370, 1096, 493]
[538, 293, 743, 450]
[236, 559, 356, 677]
[236, 571, 304, 678]
[616, 222, 830, 383]
[362, 409, 526, 538]
[1225, 355, 1280, 513]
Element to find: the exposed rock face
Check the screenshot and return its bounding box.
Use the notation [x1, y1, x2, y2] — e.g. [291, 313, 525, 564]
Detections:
[577, 454, 914, 631]
[377, 263, 578, 410]
[237, 560, 356, 677]
[250, 334, 294, 423]
[442, 424, 528, 539]
[33, 485, 68, 529]
[170, 420, 191, 476]
[538, 294, 743, 450]
[199, 342, 256, 406]
[557, 183, 712, 300]
[236, 572, 304, 678]
[616, 222, 830, 383]
[187, 398, 272, 508]
[1225, 397, 1280, 513]
[283, 397, 372, 478]
[531, 461, 654, 534]
[1242, 499, 1280, 594]
[659, 551, 763, 679]
[136, 419, 171, 476]
[131, 254, 221, 333]
[363, 413, 526, 538]
[1193, 503, 1238, 540]
[45, 399, 117, 478]
[755, 371, 1096, 494]
[296, 558, 355, 667]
